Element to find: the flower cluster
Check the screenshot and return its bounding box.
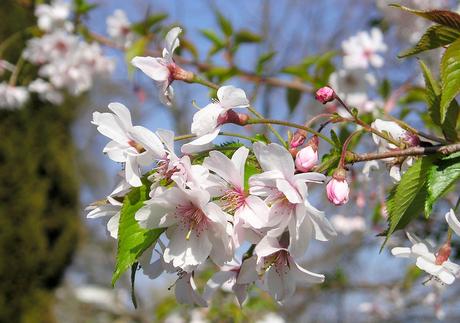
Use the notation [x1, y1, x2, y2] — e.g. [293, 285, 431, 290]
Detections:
[0, 0, 114, 109]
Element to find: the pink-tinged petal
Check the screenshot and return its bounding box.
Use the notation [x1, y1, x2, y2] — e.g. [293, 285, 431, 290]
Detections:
[131, 56, 169, 82]
[253, 142, 295, 178]
[208, 230, 233, 267]
[288, 209, 313, 258]
[129, 125, 165, 158]
[135, 202, 177, 229]
[265, 266, 286, 302]
[156, 128, 175, 153]
[217, 85, 249, 109]
[181, 128, 220, 154]
[255, 235, 282, 259]
[158, 82, 174, 106]
[446, 209, 460, 237]
[107, 213, 120, 239]
[92, 111, 130, 144]
[185, 188, 211, 211]
[294, 172, 326, 184]
[391, 247, 412, 258]
[276, 178, 302, 204]
[305, 200, 337, 241]
[231, 146, 249, 185]
[289, 256, 325, 283]
[108, 102, 132, 129]
[249, 170, 281, 197]
[180, 141, 214, 154]
[163, 227, 187, 267]
[233, 284, 248, 306]
[165, 26, 182, 56]
[175, 273, 207, 307]
[203, 150, 241, 188]
[203, 271, 234, 301]
[185, 231, 213, 269]
[191, 103, 224, 136]
[125, 155, 142, 187]
[103, 141, 127, 162]
[237, 255, 258, 285]
[139, 252, 164, 279]
[237, 195, 269, 229]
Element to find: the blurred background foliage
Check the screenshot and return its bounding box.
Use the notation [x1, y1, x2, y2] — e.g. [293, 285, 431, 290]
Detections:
[0, 1, 80, 322]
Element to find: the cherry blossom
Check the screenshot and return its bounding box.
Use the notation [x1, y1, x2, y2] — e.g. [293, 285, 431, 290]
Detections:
[86, 174, 130, 239]
[181, 85, 249, 154]
[203, 256, 258, 306]
[0, 82, 29, 109]
[255, 235, 324, 302]
[28, 79, 63, 105]
[295, 139, 319, 173]
[135, 186, 233, 271]
[249, 142, 336, 257]
[391, 232, 460, 285]
[203, 146, 269, 246]
[106, 10, 135, 48]
[342, 28, 387, 69]
[92, 102, 165, 186]
[132, 27, 184, 106]
[35, 0, 73, 32]
[326, 177, 349, 206]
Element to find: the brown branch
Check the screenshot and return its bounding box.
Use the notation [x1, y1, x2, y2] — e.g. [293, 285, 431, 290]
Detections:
[347, 143, 460, 163]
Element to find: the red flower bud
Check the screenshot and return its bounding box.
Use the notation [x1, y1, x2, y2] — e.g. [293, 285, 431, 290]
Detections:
[315, 86, 335, 104]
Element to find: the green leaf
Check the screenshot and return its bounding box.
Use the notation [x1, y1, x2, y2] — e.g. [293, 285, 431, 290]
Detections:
[112, 180, 164, 286]
[399, 24, 460, 58]
[125, 37, 149, 76]
[420, 60, 459, 142]
[74, 0, 98, 14]
[234, 30, 262, 44]
[390, 4, 460, 30]
[330, 129, 341, 148]
[256, 51, 276, 75]
[200, 29, 225, 47]
[131, 14, 168, 35]
[217, 12, 233, 37]
[425, 154, 460, 215]
[440, 38, 460, 123]
[379, 79, 392, 100]
[286, 88, 302, 114]
[383, 156, 435, 249]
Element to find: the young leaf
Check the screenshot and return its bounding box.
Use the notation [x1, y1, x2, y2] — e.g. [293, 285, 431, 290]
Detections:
[256, 51, 276, 75]
[420, 60, 459, 142]
[234, 30, 262, 44]
[112, 180, 164, 286]
[217, 12, 233, 37]
[200, 29, 225, 48]
[131, 13, 168, 35]
[399, 25, 460, 58]
[383, 156, 435, 248]
[286, 88, 302, 114]
[440, 38, 460, 123]
[425, 154, 460, 215]
[390, 4, 460, 30]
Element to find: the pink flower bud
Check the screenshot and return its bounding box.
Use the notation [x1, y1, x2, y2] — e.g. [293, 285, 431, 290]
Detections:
[217, 109, 249, 126]
[295, 146, 318, 172]
[315, 86, 335, 104]
[403, 132, 420, 147]
[326, 171, 349, 205]
[290, 129, 307, 148]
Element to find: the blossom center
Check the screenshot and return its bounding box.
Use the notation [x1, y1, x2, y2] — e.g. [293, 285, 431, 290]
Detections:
[128, 139, 145, 153]
[221, 187, 246, 213]
[263, 250, 290, 275]
[175, 203, 209, 239]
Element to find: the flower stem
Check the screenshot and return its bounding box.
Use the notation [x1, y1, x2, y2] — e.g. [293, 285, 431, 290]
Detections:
[335, 95, 401, 147]
[191, 74, 219, 90]
[174, 131, 258, 143]
[246, 118, 334, 146]
[339, 130, 363, 168]
[247, 106, 286, 147]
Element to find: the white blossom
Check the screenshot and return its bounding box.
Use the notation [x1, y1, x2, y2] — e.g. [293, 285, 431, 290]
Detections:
[106, 10, 135, 48]
[132, 27, 182, 106]
[342, 28, 387, 69]
[391, 232, 460, 285]
[92, 102, 165, 186]
[28, 79, 63, 105]
[35, 0, 73, 32]
[0, 82, 29, 109]
[181, 85, 249, 154]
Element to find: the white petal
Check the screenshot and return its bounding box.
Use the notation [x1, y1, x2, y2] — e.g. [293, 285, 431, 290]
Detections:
[231, 146, 250, 185]
[182, 128, 220, 153]
[125, 155, 142, 187]
[103, 141, 127, 162]
[294, 172, 326, 184]
[156, 128, 175, 153]
[391, 247, 412, 258]
[237, 195, 270, 229]
[255, 235, 282, 259]
[289, 256, 325, 284]
[265, 266, 286, 302]
[217, 85, 249, 109]
[237, 255, 258, 284]
[203, 149, 241, 188]
[129, 125, 165, 159]
[165, 26, 182, 56]
[108, 102, 132, 129]
[107, 212, 120, 239]
[131, 56, 169, 81]
[253, 142, 295, 178]
[276, 178, 302, 204]
[446, 209, 460, 236]
[203, 271, 234, 301]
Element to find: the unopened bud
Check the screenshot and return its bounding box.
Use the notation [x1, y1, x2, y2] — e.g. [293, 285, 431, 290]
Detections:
[404, 131, 420, 147]
[326, 169, 349, 205]
[295, 137, 319, 172]
[315, 86, 335, 104]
